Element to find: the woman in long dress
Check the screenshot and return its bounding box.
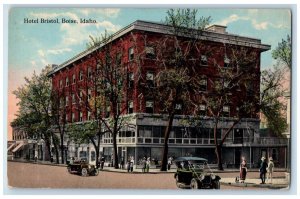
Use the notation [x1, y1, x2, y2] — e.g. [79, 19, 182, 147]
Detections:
[239, 157, 247, 183]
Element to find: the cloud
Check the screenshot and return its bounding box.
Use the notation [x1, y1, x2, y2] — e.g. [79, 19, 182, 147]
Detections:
[47, 48, 72, 55]
[217, 14, 241, 26]
[79, 8, 120, 18]
[96, 20, 121, 32]
[38, 50, 45, 57]
[252, 20, 268, 30]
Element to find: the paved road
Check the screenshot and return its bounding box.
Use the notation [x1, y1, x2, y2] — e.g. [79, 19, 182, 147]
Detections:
[7, 162, 284, 190]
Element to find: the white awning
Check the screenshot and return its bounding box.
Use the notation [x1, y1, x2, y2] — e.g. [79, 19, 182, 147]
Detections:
[7, 143, 16, 151]
[12, 142, 25, 153]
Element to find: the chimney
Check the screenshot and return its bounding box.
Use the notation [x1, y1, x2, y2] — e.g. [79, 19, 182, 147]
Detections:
[206, 25, 227, 34]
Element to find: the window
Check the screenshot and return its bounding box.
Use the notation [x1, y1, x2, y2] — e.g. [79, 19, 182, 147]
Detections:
[200, 55, 208, 65]
[145, 46, 155, 59]
[59, 80, 63, 88]
[72, 93, 75, 104]
[88, 67, 92, 78]
[128, 73, 134, 88]
[79, 91, 83, 102]
[60, 98, 64, 107]
[65, 114, 69, 123]
[128, 101, 133, 114]
[72, 112, 75, 122]
[88, 89, 92, 101]
[128, 47, 134, 61]
[116, 53, 122, 65]
[79, 71, 83, 81]
[199, 104, 207, 116]
[146, 72, 155, 88]
[106, 106, 111, 118]
[65, 96, 69, 106]
[222, 105, 230, 117]
[199, 78, 207, 91]
[87, 111, 92, 120]
[224, 56, 230, 68]
[79, 111, 83, 122]
[175, 103, 183, 114]
[72, 74, 76, 84]
[65, 77, 69, 87]
[146, 100, 154, 114]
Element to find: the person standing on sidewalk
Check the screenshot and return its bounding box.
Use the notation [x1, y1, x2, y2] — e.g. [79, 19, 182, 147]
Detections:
[239, 157, 247, 183]
[130, 156, 134, 172]
[267, 157, 274, 184]
[259, 157, 268, 184]
[146, 157, 151, 172]
[142, 157, 146, 173]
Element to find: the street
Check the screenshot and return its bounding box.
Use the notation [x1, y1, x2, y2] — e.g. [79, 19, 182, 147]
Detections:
[7, 162, 285, 190]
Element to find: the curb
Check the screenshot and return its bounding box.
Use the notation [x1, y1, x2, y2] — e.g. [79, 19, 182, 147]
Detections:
[8, 160, 67, 167]
[220, 181, 289, 189]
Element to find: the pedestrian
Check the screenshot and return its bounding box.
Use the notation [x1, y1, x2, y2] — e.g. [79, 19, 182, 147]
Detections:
[120, 157, 124, 169]
[168, 157, 173, 170]
[259, 157, 268, 184]
[239, 157, 247, 183]
[127, 159, 131, 172]
[130, 156, 134, 172]
[70, 157, 74, 164]
[100, 156, 105, 170]
[142, 157, 146, 173]
[146, 157, 151, 172]
[267, 157, 275, 184]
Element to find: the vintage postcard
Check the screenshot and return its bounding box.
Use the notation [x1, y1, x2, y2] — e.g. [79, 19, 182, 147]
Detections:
[6, 6, 292, 192]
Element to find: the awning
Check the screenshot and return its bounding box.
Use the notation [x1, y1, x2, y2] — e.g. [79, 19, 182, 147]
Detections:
[12, 142, 25, 153]
[7, 143, 16, 151]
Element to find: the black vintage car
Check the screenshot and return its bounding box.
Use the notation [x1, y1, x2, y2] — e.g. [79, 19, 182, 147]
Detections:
[67, 159, 99, 177]
[174, 157, 221, 189]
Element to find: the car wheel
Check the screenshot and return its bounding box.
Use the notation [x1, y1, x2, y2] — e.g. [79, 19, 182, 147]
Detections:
[213, 181, 220, 189]
[190, 178, 199, 189]
[94, 169, 99, 176]
[67, 167, 71, 173]
[81, 168, 88, 177]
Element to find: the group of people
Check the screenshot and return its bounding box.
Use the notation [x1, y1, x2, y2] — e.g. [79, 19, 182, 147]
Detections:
[141, 157, 151, 173]
[127, 156, 135, 172]
[239, 156, 274, 184]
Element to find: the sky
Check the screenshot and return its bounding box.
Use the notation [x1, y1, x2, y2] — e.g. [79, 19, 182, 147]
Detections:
[7, 7, 292, 140]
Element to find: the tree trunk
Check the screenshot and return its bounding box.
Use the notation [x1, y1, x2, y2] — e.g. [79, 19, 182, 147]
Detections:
[161, 113, 175, 171]
[215, 144, 223, 170]
[112, 133, 119, 169]
[45, 138, 51, 161]
[54, 143, 59, 164]
[60, 134, 64, 164]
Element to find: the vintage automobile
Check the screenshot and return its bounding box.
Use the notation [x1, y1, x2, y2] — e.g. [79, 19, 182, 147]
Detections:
[174, 157, 221, 189]
[67, 159, 99, 177]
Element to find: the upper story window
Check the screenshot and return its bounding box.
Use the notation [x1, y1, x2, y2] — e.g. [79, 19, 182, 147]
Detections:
[128, 101, 133, 114]
[145, 46, 155, 59]
[128, 47, 134, 61]
[65, 96, 69, 107]
[88, 89, 92, 101]
[79, 70, 83, 81]
[146, 71, 155, 88]
[200, 55, 208, 66]
[79, 91, 83, 102]
[224, 56, 231, 68]
[87, 111, 92, 121]
[72, 74, 76, 84]
[88, 67, 92, 78]
[72, 112, 75, 122]
[199, 78, 207, 91]
[116, 53, 122, 65]
[59, 80, 63, 88]
[72, 93, 76, 104]
[128, 72, 134, 88]
[146, 100, 154, 114]
[106, 106, 111, 118]
[79, 111, 83, 122]
[65, 77, 69, 87]
[222, 105, 230, 117]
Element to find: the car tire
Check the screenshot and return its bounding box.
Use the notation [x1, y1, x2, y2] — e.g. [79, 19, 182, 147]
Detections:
[213, 181, 220, 189]
[67, 167, 71, 173]
[81, 168, 88, 177]
[190, 178, 199, 189]
[94, 169, 99, 176]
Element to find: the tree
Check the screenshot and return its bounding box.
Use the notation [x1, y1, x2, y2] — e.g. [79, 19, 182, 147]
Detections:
[149, 8, 211, 171]
[260, 66, 287, 136]
[272, 35, 291, 69]
[12, 66, 56, 162]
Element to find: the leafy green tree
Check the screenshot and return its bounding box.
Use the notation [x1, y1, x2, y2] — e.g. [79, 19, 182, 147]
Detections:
[272, 35, 291, 69]
[12, 66, 58, 162]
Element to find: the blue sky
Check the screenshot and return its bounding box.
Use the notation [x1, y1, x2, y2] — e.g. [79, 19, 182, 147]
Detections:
[7, 8, 291, 138]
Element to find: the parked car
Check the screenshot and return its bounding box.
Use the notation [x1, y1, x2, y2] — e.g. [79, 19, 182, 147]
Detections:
[173, 157, 221, 189]
[67, 159, 99, 177]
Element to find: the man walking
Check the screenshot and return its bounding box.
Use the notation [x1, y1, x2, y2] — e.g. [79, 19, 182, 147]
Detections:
[259, 157, 268, 184]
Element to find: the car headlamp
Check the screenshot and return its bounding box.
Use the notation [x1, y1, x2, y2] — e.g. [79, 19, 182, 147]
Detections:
[211, 174, 216, 180]
[200, 174, 205, 181]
